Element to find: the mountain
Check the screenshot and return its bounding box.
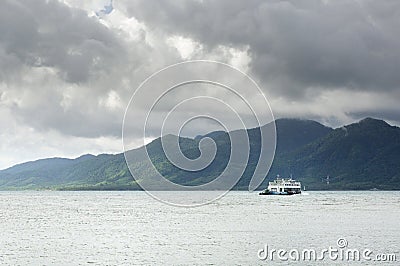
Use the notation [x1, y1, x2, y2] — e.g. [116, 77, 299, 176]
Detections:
[274, 118, 333, 153]
[0, 118, 399, 190]
[282, 118, 400, 189]
[0, 153, 136, 190]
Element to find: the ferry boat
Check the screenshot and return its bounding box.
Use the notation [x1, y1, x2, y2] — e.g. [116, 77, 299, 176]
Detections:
[259, 176, 302, 195]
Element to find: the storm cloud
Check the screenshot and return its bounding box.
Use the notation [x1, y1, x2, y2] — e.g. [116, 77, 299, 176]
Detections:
[119, 0, 400, 95]
[0, 0, 399, 168]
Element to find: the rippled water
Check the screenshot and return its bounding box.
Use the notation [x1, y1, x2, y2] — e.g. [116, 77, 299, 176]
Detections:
[0, 191, 399, 265]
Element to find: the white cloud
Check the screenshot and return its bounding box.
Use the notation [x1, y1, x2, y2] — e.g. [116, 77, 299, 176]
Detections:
[99, 90, 123, 110]
[166, 36, 201, 59]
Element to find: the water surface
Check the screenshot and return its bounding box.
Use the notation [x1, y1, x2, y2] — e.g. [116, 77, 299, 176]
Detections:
[0, 191, 399, 265]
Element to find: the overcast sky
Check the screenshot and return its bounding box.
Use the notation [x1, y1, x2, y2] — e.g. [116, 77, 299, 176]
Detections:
[0, 0, 399, 169]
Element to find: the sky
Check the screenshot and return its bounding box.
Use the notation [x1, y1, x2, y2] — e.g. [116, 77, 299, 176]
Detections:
[0, 0, 399, 169]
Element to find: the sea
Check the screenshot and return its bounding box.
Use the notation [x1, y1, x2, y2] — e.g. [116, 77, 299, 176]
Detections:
[0, 191, 399, 265]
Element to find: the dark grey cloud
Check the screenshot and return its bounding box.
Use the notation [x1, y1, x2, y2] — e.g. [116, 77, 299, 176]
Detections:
[0, 0, 174, 139]
[0, 0, 124, 83]
[119, 0, 400, 98]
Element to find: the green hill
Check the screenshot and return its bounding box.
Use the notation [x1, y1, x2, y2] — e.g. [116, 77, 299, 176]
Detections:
[0, 118, 399, 190]
[283, 118, 400, 189]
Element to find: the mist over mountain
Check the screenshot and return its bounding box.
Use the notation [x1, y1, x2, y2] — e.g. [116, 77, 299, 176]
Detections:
[0, 118, 399, 190]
